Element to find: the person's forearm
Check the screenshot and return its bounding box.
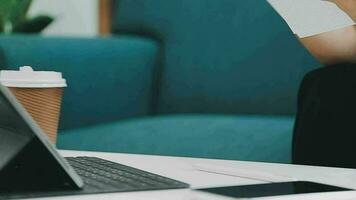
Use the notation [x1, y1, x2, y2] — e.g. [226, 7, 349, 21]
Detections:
[329, 0, 356, 21]
[299, 25, 356, 64]
[298, 0, 356, 64]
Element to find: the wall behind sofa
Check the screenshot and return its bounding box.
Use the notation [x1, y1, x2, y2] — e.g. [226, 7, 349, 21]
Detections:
[29, 0, 99, 37]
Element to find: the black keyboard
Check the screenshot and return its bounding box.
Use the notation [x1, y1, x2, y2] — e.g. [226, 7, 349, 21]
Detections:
[66, 157, 189, 193]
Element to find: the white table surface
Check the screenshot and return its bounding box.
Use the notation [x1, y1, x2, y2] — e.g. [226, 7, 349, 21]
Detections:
[29, 150, 356, 200]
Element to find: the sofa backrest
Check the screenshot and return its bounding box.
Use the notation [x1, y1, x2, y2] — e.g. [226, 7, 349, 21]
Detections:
[0, 35, 159, 130]
[112, 0, 320, 115]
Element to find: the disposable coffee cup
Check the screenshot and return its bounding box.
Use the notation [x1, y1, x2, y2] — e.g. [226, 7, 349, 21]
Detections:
[0, 66, 67, 144]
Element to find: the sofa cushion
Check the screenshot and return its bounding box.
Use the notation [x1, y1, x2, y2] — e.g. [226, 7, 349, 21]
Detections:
[0, 35, 160, 130]
[112, 0, 320, 115]
[58, 115, 294, 163]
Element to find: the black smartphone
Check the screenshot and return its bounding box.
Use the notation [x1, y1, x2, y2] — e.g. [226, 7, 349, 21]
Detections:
[196, 181, 352, 198]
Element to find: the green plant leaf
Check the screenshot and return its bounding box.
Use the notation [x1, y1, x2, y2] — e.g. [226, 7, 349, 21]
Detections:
[12, 15, 53, 33]
[0, 0, 17, 21]
[9, 0, 32, 26]
[0, 21, 3, 32]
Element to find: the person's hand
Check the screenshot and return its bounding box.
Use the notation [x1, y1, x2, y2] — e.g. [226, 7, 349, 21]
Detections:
[328, 0, 356, 21]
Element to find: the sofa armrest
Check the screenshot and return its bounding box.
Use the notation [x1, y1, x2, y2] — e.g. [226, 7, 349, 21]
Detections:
[0, 35, 160, 130]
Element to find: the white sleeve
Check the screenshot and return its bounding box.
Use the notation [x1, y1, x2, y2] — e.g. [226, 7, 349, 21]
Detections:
[267, 0, 355, 38]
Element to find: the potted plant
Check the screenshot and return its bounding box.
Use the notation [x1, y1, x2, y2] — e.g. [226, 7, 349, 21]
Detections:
[0, 0, 53, 34]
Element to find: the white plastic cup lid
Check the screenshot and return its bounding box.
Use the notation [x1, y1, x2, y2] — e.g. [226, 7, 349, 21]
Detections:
[0, 66, 67, 88]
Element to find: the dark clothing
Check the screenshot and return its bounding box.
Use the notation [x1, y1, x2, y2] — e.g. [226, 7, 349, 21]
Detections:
[293, 63, 356, 168]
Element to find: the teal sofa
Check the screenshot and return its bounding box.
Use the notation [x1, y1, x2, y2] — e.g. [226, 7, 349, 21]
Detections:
[0, 0, 320, 163]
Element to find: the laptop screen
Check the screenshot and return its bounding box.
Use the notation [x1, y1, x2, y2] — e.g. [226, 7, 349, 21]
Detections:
[0, 85, 83, 192]
[0, 90, 33, 171]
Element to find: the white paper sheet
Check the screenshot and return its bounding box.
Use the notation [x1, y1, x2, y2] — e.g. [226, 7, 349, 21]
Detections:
[192, 163, 297, 183]
[267, 0, 355, 38]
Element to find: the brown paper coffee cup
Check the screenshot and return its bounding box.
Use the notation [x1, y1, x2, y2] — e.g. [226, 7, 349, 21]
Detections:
[0, 66, 67, 144]
[9, 87, 63, 143]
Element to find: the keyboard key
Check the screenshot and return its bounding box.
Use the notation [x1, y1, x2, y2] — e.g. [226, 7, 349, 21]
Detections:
[65, 157, 189, 192]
